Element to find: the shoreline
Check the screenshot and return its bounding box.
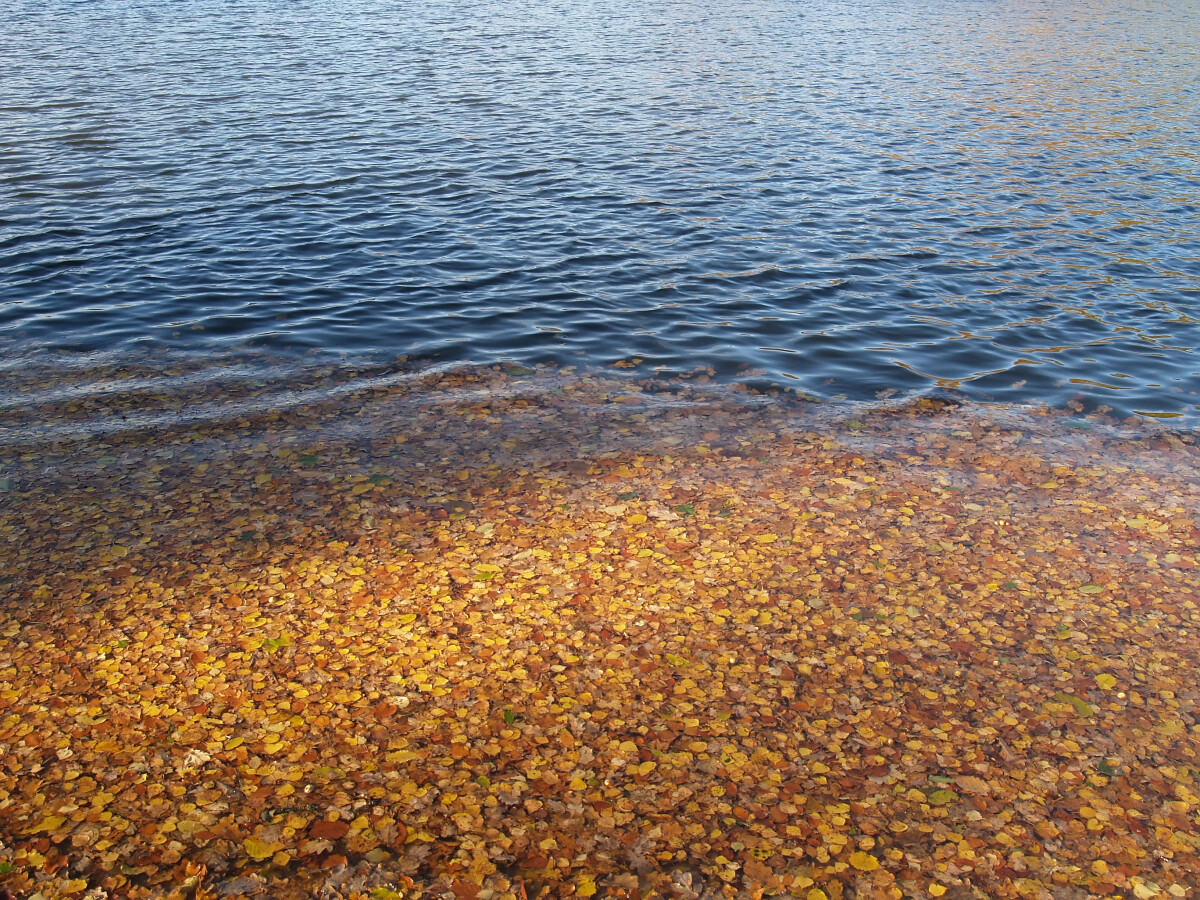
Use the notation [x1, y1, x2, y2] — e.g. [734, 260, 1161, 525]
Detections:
[1, 347, 1197, 444]
[1, 368, 1198, 899]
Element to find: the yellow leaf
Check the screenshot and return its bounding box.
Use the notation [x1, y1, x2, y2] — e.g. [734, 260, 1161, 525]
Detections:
[1127, 516, 1158, 530]
[1051, 692, 1093, 717]
[627, 514, 646, 525]
[26, 814, 66, 834]
[1096, 673, 1117, 690]
[756, 533, 778, 543]
[929, 886, 947, 898]
[577, 875, 597, 898]
[244, 837, 276, 860]
[849, 851, 880, 871]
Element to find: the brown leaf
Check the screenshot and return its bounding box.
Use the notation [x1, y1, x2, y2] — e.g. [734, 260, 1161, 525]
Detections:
[309, 819, 350, 841]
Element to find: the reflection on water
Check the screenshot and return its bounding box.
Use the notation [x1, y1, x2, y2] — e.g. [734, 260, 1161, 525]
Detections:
[1, 0, 1198, 420]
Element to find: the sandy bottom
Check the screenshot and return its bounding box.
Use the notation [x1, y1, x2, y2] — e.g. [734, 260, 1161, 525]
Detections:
[1, 364, 1199, 900]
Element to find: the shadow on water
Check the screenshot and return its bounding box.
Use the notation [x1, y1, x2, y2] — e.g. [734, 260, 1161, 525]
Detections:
[2, 356, 1197, 610]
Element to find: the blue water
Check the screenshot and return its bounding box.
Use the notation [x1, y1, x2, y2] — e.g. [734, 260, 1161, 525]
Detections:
[2, 0, 1199, 420]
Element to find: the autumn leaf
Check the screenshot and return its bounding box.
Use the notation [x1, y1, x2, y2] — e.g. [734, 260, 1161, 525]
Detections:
[849, 851, 880, 871]
[1052, 692, 1094, 717]
[927, 790, 958, 806]
[955, 775, 990, 795]
[244, 838, 277, 860]
[25, 815, 66, 834]
[309, 819, 350, 841]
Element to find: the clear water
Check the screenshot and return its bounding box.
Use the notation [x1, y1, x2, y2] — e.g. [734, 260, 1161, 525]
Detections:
[2, 0, 1199, 420]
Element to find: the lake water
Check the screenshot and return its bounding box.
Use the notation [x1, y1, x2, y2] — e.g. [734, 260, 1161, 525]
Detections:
[2, 0, 1199, 422]
[5, 5, 1200, 895]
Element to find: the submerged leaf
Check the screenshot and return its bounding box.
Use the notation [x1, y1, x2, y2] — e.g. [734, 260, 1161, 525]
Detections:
[244, 838, 276, 860]
[1052, 692, 1094, 717]
[849, 851, 879, 871]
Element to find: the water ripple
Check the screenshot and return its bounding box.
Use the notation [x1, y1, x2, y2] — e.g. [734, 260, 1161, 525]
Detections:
[1, 0, 1198, 421]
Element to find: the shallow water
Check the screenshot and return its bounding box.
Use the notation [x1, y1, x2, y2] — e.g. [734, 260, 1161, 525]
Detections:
[2, 365, 1199, 897]
[2, 0, 1200, 421]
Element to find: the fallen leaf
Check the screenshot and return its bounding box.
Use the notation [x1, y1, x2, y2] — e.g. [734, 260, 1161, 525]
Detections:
[244, 838, 276, 860]
[927, 790, 958, 806]
[849, 851, 880, 871]
[25, 815, 66, 835]
[309, 819, 350, 841]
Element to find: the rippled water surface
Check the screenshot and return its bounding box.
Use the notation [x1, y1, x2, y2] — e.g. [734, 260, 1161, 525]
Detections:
[2, 0, 1199, 420]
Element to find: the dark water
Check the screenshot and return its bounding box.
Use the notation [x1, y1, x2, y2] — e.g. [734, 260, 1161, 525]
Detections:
[2, 0, 1200, 421]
